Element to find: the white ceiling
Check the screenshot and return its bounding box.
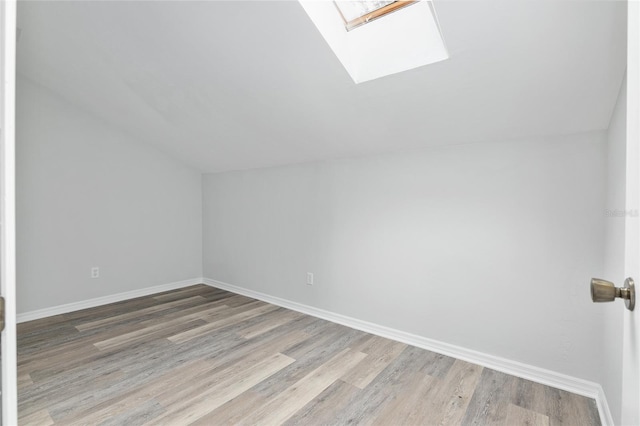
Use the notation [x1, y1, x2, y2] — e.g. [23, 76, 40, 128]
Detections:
[17, 1, 626, 173]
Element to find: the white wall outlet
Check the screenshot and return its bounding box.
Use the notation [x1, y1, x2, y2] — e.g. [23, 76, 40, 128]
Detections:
[91, 267, 100, 278]
[306, 272, 314, 286]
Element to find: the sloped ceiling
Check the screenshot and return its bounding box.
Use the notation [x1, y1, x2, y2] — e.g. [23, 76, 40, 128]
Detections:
[17, 1, 626, 172]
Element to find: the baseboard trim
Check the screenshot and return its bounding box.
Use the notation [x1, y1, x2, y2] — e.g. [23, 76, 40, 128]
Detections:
[596, 385, 614, 426]
[203, 277, 613, 426]
[17, 277, 204, 323]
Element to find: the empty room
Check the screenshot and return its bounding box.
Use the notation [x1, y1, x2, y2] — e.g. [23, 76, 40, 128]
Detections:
[1, 0, 639, 424]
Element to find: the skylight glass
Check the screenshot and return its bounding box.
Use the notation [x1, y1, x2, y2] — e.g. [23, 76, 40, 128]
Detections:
[334, 1, 417, 31]
[335, 1, 394, 22]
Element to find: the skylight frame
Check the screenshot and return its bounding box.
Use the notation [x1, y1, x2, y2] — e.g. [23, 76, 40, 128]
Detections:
[299, 0, 449, 83]
[334, 1, 420, 31]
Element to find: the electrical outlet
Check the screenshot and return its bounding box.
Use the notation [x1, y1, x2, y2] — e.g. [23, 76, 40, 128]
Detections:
[91, 267, 100, 278]
[306, 272, 314, 286]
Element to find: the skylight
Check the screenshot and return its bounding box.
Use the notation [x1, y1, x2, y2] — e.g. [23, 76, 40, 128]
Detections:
[299, 0, 448, 83]
[335, 1, 418, 31]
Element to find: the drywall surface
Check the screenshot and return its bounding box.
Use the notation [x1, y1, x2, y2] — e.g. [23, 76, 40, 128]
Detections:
[17, 77, 202, 313]
[602, 77, 626, 425]
[203, 132, 606, 382]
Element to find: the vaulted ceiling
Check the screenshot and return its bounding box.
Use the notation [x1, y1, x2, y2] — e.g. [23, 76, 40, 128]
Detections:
[17, 1, 626, 172]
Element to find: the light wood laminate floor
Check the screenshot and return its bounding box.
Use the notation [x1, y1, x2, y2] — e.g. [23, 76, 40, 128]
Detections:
[18, 284, 601, 425]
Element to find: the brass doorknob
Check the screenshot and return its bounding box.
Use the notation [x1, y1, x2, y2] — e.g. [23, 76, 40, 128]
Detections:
[591, 277, 635, 311]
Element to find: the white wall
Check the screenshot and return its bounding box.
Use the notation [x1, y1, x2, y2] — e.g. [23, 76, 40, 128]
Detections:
[603, 77, 626, 425]
[203, 132, 607, 383]
[16, 77, 202, 314]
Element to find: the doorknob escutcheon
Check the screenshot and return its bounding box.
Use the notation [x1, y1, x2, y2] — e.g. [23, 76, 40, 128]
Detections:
[591, 277, 635, 311]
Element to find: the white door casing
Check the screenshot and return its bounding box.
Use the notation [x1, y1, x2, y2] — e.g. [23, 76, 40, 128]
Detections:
[622, 1, 640, 425]
[0, 0, 18, 424]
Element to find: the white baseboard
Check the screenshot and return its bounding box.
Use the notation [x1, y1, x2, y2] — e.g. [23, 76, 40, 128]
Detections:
[596, 385, 614, 426]
[203, 277, 613, 426]
[17, 277, 204, 323]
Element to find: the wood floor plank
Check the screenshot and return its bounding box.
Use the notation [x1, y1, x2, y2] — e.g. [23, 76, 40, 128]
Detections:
[194, 329, 311, 376]
[250, 326, 366, 399]
[513, 377, 550, 414]
[60, 325, 303, 421]
[148, 352, 296, 425]
[18, 372, 33, 388]
[461, 367, 519, 425]
[505, 403, 550, 426]
[167, 303, 280, 344]
[222, 294, 260, 307]
[236, 308, 304, 339]
[547, 388, 601, 426]
[17, 292, 157, 336]
[18, 324, 80, 353]
[371, 371, 440, 425]
[58, 359, 214, 425]
[515, 378, 600, 426]
[186, 329, 314, 426]
[19, 317, 149, 367]
[328, 346, 451, 425]
[60, 296, 159, 323]
[282, 322, 353, 359]
[19, 408, 54, 426]
[151, 284, 214, 301]
[419, 359, 484, 425]
[18, 314, 72, 336]
[131, 295, 242, 328]
[283, 379, 362, 426]
[101, 329, 308, 423]
[341, 337, 407, 389]
[155, 336, 301, 409]
[20, 367, 127, 422]
[94, 305, 229, 350]
[23, 323, 212, 421]
[98, 399, 165, 426]
[190, 390, 268, 426]
[236, 348, 367, 425]
[75, 295, 206, 331]
[21, 334, 118, 380]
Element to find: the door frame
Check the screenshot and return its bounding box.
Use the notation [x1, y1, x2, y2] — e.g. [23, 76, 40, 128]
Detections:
[1, 0, 18, 424]
[622, 0, 640, 424]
